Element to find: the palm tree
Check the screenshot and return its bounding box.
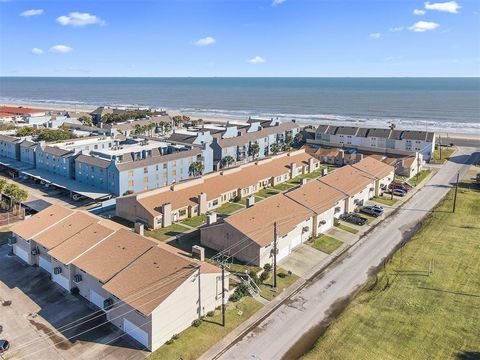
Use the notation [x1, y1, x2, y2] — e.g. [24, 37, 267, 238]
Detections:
[285, 134, 293, 146]
[270, 143, 280, 155]
[293, 132, 304, 146]
[221, 155, 235, 168]
[389, 123, 396, 131]
[189, 161, 204, 176]
[248, 143, 260, 159]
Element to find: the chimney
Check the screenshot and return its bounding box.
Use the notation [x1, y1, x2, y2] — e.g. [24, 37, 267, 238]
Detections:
[207, 212, 217, 225]
[134, 222, 144, 236]
[322, 168, 328, 176]
[246, 196, 255, 208]
[301, 178, 308, 186]
[290, 162, 296, 178]
[162, 203, 172, 227]
[192, 245, 205, 261]
[198, 192, 208, 214]
[308, 158, 315, 172]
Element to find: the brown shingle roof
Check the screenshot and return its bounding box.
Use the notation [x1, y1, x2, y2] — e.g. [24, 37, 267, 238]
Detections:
[34, 212, 98, 250]
[11, 204, 73, 240]
[0, 134, 21, 144]
[73, 228, 155, 283]
[43, 146, 73, 157]
[48, 222, 115, 264]
[76, 154, 112, 169]
[319, 165, 374, 196]
[20, 140, 37, 148]
[103, 246, 198, 315]
[351, 157, 394, 179]
[225, 194, 312, 246]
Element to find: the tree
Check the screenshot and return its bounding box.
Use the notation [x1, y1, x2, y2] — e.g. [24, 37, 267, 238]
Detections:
[285, 134, 293, 146]
[270, 143, 280, 155]
[221, 155, 235, 168]
[16, 127, 38, 137]
[4, 184, 28, 214]
[389, 123, 396, 131]
[248, 143, 260, 159]
[0, 179, 7, 194]
[293, 132, 304, 146]
[79, 115, 93, 126]
[189, 161, 204, 176]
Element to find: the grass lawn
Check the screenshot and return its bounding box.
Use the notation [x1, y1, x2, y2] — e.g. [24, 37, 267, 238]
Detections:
[0, 227, 11, 246]
[148, 297, 263, 360]
[256, 188, 281, 198]
[181, 214, 207, 228]
[272, 182, 297, 192]
[259, 268, 300, 301]
[145, 223, 191, 241]
[237, 196, 263, 206]
[302, 181, 480, 360]
[335, 223, 359, 234]
[373, 196, 398, 206]
[308, 235, 343, 254]
[411, 170, 432, 186]
[298, 168, 323, 180]
[214, 202, 244, 215]
[432, 146, 455, 164]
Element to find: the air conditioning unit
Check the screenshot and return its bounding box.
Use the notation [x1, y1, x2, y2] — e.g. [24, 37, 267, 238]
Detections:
[31, 248, 39, 256]
[103, 298, 114, 310]
[302, 226, 310, 233]
[73, 274, 82, 283]
[318, 220, 327, 225]
[54, 267, 62, 275]
[335, 207, 341, 213]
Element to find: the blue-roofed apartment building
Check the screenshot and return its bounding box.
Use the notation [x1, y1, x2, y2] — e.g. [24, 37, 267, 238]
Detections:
[0, 134, 21, 161]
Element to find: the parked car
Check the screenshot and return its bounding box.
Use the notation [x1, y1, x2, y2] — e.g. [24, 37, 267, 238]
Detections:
[390, 188, 407, 197]
[360, 205, 384, 217]
[371, 204, 384, 212]
[0, 340, 10, 354]
[340, 213, 368, 226]
[388, 182, 410, 192]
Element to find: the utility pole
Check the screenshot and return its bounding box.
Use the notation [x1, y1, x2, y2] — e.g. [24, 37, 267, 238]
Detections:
[272, 221, 278, 289]
[439, 136, 442, 161]
[221, 264, 226, 327]
[453, 171, 459, 213]
[212, 252, 231, 327]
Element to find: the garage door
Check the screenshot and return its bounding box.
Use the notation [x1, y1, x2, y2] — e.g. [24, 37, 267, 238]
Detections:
[290, 234, 302, 249]
[124, 319, 149, 348]
[318, 218, 333, 234]
[53, 273, 70, 291]
[90, 290, 106, 310]
[14, 246, 29, 263]
[39, 256, 52, 273]
[276, 246, 290, 262]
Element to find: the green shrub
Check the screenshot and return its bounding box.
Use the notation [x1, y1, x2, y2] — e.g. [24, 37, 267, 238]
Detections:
[263, 263, 272, 272]
[278, 272, 287, 278]
[207, 310, 215, 317]
[192, 319, 202, 327]
[172, 334, 179, 340]
[248, 270, 260, 285]
[260, 271, 270, 282]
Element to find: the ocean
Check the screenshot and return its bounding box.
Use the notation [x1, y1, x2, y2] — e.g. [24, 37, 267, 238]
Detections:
[1, 77, 479, 134]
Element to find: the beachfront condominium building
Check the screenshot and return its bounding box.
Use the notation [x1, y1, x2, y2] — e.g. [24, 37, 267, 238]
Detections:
[307, 125, 435, 161]
[9, 205, 225, 351]
[168, 118, 300, 170]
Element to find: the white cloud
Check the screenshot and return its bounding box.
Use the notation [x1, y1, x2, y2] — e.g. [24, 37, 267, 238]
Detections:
[194, 36, 216, 46]
[389, 26, 404, 32]
[49, 45, 73, 53]
[31, 48, 44, 55]
[20, 9, 44, 17]
[56, 12, 106, 27]
[272, 0, 286, 6]
[248, 56, 266, 64]
[413, 9, 426, 15]
[370, 32, 381, 39]
[424, 1, 461, 13]
[409, 21, 440, 32]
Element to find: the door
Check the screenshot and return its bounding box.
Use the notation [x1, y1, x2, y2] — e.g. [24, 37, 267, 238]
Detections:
[14, 246, 29, 263]
[124, 318, 149, 348]
[39, 256, 52, 273]
[53, 273, 70, 291]
[90, 290, 106, 309]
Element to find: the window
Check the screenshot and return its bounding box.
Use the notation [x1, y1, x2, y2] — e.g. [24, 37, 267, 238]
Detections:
[144, 167, 148, 174]
[179, 209, 187, 217]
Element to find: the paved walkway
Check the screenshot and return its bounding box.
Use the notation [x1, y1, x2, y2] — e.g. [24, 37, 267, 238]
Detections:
[279, 244, 328, 278]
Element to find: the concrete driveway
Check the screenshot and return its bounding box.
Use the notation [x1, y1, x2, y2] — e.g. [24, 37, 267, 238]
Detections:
[0, 245, 146, 360]
[279, 244, 328, 277]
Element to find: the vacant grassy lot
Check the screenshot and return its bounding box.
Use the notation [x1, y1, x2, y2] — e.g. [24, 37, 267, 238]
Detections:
[373, 196, 398, 206]
[303, 182, 480, 360]
[145, 223, 191, 241]
[410, 169, 432, 186]
[214, 202, 244, 215]
[433, 146, 456, 164]
[309, 235, 343, 254]
[259, 268, 299, 301]
[148, 297, 263, 360]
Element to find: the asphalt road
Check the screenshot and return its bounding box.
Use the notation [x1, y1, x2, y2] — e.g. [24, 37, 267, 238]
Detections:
[217, 146, 479, 360]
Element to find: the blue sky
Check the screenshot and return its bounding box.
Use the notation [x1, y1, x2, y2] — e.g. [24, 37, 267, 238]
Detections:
[1, 0, 479, 77]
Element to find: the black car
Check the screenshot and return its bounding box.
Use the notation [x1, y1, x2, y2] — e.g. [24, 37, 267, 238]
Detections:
[360, 205, 384, 217]
[0, 340, 10, 354]
[340, 213, 368, 226]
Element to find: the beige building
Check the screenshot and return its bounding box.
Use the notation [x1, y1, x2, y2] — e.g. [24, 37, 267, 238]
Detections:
[116, 149, 321, 229]
[10, 205, 224, 352]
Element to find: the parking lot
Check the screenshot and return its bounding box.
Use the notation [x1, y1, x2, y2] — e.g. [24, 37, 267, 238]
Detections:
[0, 245, 146, 360]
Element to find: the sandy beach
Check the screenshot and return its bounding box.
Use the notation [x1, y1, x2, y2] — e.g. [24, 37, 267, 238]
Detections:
[1, 100, 479, 141]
